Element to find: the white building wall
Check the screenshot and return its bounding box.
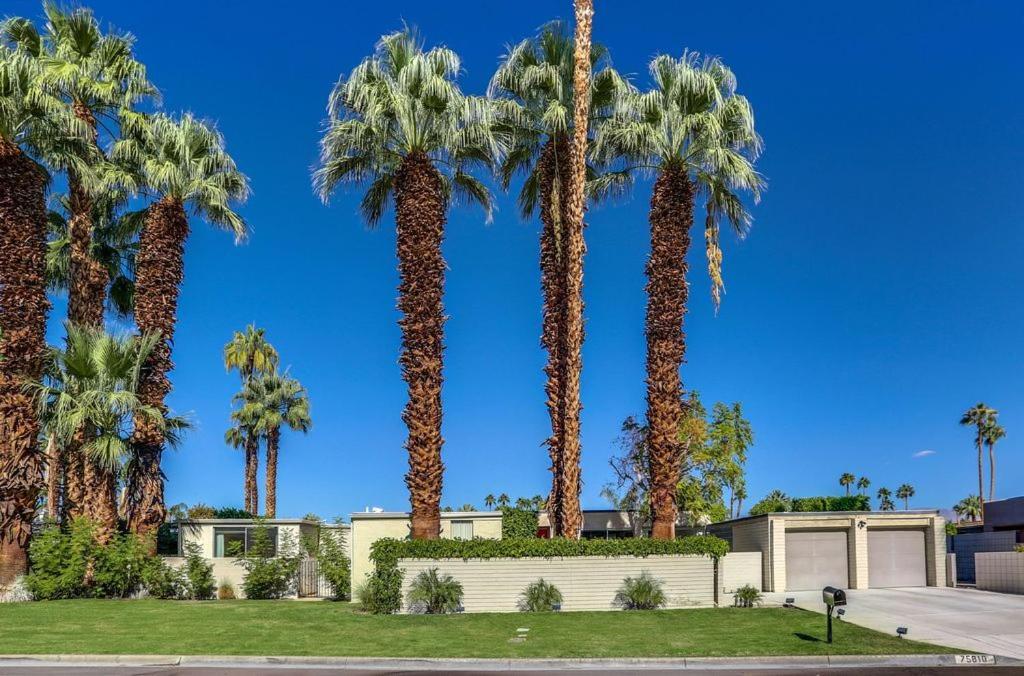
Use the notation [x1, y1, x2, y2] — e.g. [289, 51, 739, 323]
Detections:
[721, 552, 762, 593]
[975, 552, 1024, 594]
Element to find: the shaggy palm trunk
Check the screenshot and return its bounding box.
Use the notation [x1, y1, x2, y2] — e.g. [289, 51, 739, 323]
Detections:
[83, 455, 118, 544]
[556, 0, 594, 539]
[265, 426, 280, 518]
[395, 152, 447, 540]
[539, 138, 571, 536]
[245, 433, 259, 515]
[127, 196, 188, 545]
[0, 139, 49, 585]
[647, 167, 693, 540]
[45, 434, 61, 521]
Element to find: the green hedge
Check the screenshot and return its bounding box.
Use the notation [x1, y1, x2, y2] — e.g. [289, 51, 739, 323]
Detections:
[365, 535, 729, 614]
[500, 507, 538, 538]
[791, 495, 870, 512]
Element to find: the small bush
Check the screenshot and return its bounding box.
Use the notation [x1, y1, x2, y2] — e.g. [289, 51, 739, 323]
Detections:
[733, 584, 763, 608]
[237, 523, 300, 600]
[1014, 544, 1024, 554]
[91, 533, 150, 598]
[407, 568, 463, 614]
[311, 526, 351, 600]
[945, 522, 958, 537]
[217, 580, 236, 600]
[353, 577, 393, 614]
[141, 558, 185, 600]
[614, 571, 666, 610]
[519, 578, 562, 612]
[183, 543, 216, 600]
[25, 519, 95, 599]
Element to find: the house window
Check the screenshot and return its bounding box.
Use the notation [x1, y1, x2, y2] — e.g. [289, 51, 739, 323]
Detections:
[450, 520, 473, 540]
[213, 527, 278, 557]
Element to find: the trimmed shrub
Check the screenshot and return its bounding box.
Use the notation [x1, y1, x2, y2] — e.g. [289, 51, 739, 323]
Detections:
[183, 543, 216, 600]
[311, 526, 351, 600]
[238, 523, 300, 600]
[217, 580, 236, 600]
[407, 568, 463, 614]
[614, 571, 666, 610]
[91, 533, 150, 598]
[500, 507, 539, 539]
[24, 519, 95, 599]
[142, 558, 185, 600]
[519, 578, 562, 612]
[733, 584, 763, 607]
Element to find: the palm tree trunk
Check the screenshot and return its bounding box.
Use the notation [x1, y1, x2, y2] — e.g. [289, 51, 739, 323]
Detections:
[45, 434, 62, 521]
[265, 426, 280, 519]
[395, 152, 447, 540]
[976, 435, 985, 523]
[557, 0, 594, 540]
[83, 456, 118, 545]
[126, 196, 189, 545]
[63, 441, 85, 521]
[988, 442, 996, 502]
[539, 137, 571, 536]
[0, 139, 50, 585]
[647, 166, 693, 540]
[245, 432, 259, 515]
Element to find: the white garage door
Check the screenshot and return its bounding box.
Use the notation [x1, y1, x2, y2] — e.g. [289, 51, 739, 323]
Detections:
[868, 529, 926, 587]
[785, 530, 849, 591]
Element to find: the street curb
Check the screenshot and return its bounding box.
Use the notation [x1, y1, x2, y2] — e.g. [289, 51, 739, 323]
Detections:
[1, 653, 1022, 670]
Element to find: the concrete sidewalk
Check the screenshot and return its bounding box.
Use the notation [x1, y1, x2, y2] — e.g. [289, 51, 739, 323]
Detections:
[766, 587, 1024, 659]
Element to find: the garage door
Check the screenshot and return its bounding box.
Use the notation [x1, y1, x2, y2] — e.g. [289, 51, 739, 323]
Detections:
[868, 529, 926, 587]
[785, 530, 849, 591]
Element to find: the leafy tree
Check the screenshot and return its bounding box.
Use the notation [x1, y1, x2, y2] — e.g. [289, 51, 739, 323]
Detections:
[595, 51, 762, 539]
[839, 472, 855, 496]
[895, 483, 915, 510]
[960, 403, 996, 523]
[856, 476, 870, 495]
[876, 487, 895, 511]
[983, 421, 1005, 502]
[749, 490, 791, 516]
[114, 113, 249, 541]
[223, 325, 279, 514]
[314, 30, 499, 539]
[708, 402, 753, 518]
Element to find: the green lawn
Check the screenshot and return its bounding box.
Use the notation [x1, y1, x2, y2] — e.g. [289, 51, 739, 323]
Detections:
[0, 600, 956, 658]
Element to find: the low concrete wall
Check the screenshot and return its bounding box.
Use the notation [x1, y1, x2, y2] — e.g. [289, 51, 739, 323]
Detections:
[975, 552, 1024, 594]
[950, 531, 1016, 583]
[721, 552, 763, 593]
[164, 557, 250, 598]
[398, 555, 715, 613]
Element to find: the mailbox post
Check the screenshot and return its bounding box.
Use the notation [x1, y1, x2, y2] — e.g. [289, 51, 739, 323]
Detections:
[822, 586, 847, 644]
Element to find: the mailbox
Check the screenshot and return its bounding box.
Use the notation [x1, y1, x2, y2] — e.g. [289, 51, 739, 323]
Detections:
[822, 586, 846, 607]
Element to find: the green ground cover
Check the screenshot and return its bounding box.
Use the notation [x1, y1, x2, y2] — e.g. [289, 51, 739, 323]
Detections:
[0, 600, 956, 658]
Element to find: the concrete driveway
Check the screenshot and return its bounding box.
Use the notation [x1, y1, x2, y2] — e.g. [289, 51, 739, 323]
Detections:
[768, 587, 1024, 659]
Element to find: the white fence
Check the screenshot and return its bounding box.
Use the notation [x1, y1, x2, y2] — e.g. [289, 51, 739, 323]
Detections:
[975, 552, 1024, 594]
[398, 554, 716, 613]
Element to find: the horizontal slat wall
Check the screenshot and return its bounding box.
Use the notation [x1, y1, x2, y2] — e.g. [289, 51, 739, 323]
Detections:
[398, 555, 715, 613]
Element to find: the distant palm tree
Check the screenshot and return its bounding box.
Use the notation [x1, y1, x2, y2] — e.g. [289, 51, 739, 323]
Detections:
[856, 476, 870, 495]
[876, 487, 895, 511]
[960, 403, 996, 523]
[223, 325, 279, 513]
[839, 473, 856, 496]
[955, 495, 982, 522]
[497, 493, 511, 508]
[114, 113, 249, 541]
[236, 373, 312, 518]
[983, 421, 1005, 502]
[484, 494, 496, 510]
[314, 30, 499, 539]
[895, 483, 915, 510]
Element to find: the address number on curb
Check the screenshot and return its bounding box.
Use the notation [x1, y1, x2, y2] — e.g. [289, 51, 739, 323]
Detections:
[956, 655, 995, 665]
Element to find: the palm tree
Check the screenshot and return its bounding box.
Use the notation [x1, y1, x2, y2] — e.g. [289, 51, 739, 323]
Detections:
[114, 113, 249, 541]
[223, 325, 279, 513]
[896, 483, 915, 510]
[960, 403, 996, 523]
[955, 495, 982, 523]
[490, 20, 626, 537]
[497, 493, 511, 508]
[983, 421, 1005, 502]
[313, 30, 499, 539]
[856, 476, 870, 495]
[0, 41, 90, 585]
[876, 487, 895, 512]
[235, 373, 311, 518]
[484, 494, 496, 510]
[30, 326, 182, 543]
[595, 53, 763, 539]
[839, 472, 855, 496]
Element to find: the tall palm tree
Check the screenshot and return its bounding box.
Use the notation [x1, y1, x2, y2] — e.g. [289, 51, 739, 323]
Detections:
[960, 403, 995, 523]
[236, 373, 311, 518]
[839, 472, 855, 496]
[856, 476, 870, 495]
[30, 326, 180, 543]
[983, 421, 1005, 502]
[876, 487, 895, 511]
[484, 494, 496, 510]
[223, 325, 279, 513]
[313, 30, 500, 539]
[114, 113, 249, 541]
[0, 42, 89, 585]
[895, 483, 915, 511]
[595, 52, 763, 539]
[489, 21, 626, 536]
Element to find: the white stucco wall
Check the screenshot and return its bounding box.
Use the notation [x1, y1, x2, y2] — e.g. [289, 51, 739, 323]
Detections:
[721, 552, 762, 593]
[975, 552, 1024, 594]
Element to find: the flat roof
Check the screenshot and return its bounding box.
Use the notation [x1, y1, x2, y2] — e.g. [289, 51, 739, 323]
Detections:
[350, 511, 503, 520]
[711, 509, 942, 526]
[178, 518, 347, 526]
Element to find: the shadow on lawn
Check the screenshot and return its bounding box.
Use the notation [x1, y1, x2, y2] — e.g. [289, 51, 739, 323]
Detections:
[793, 633, 823, 643]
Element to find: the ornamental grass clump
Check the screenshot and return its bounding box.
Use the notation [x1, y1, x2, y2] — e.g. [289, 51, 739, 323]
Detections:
[519, 578, 563, 612]
[733, 584, 763, 607]
[407, 568, 463, 614]
[614, 571, 666, 610]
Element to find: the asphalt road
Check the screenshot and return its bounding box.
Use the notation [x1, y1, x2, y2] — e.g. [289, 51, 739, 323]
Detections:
[2, 668, 1024, 675]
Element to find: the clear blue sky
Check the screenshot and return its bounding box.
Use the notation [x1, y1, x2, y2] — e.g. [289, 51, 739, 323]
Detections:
[15, 1, 1024, 520]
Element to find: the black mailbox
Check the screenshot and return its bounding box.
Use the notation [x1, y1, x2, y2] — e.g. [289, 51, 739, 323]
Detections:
[822, 586, 846, 607]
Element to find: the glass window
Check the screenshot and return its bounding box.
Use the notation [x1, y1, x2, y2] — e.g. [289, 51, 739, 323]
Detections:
[214, 528, 246, 557]
[450, 520, 473, 540]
